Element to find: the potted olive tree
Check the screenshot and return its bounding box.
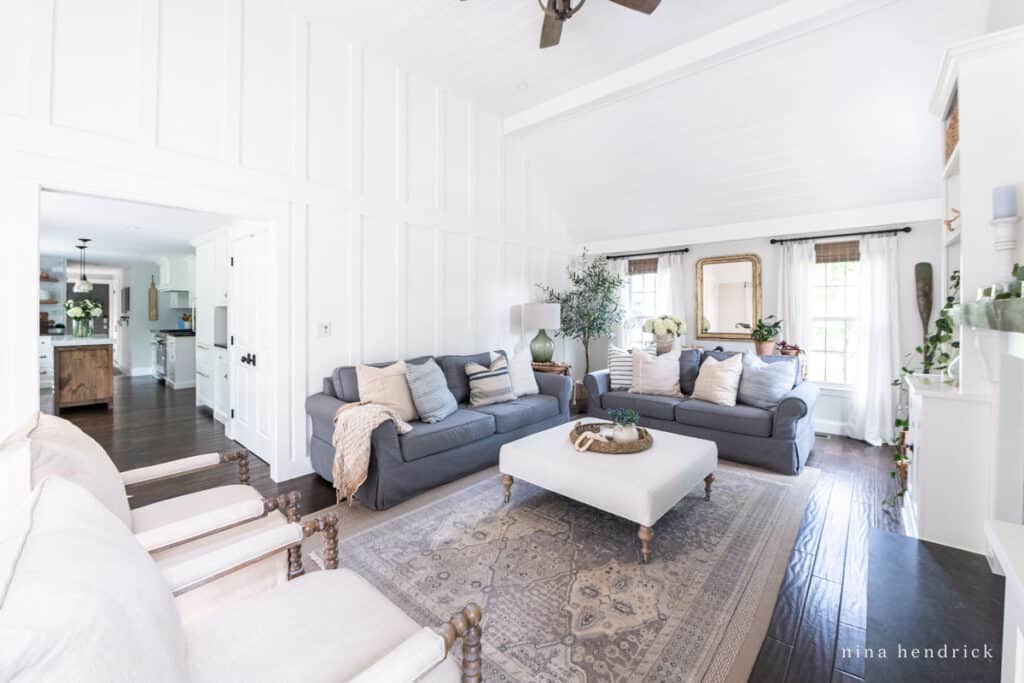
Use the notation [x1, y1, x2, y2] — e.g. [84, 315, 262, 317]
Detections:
[737, 314, 783, 355]
[539, 251, 624, 410]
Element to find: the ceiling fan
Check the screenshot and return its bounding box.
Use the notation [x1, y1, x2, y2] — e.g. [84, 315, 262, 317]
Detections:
[537, 0, 661, 49]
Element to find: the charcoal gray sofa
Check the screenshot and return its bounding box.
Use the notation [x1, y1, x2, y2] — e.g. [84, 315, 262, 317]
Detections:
[584, 349, 818, 475]
[306, 351, 573, 510]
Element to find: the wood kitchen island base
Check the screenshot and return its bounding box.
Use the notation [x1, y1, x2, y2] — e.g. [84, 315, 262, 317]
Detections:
[53, 341, 113, 414]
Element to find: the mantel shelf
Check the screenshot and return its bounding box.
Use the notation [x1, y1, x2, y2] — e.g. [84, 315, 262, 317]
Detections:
[958, 298, 1024, 334]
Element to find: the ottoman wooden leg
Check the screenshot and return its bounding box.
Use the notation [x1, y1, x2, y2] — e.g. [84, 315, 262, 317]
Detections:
[704, 473, 714, 501]
[638, 525, 654, 564]
[502, 475, 514, 504]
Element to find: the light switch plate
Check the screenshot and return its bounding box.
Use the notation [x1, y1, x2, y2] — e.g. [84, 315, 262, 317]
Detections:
[317, 321, 332, 338]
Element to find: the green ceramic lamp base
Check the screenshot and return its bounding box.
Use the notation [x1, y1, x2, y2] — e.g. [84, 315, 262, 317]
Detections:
[530, 329, 555, 363]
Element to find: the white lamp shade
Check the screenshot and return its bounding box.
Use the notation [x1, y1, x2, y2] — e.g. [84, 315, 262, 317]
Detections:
[523, 303, 561, 330]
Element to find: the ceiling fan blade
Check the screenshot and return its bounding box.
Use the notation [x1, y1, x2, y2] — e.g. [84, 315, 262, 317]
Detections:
[608, 0, 661, 14]
[540, 2, 563, 49]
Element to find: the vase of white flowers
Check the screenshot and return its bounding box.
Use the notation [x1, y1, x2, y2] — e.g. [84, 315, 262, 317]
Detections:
[65, 298, 103, 337]
[642, 315, 686, 354]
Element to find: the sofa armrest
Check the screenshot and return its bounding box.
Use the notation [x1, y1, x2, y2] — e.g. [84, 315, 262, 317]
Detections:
[306, 392, 345, 429]
[535, 372, 572, 415]
[122, 450, 251, 487]
[584, 370, 611, 402]
[773, 382, 820, 440]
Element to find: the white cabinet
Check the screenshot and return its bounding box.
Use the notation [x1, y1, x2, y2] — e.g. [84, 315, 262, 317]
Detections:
[195, 343, 213, 408]
[39, 337, 54, 389]
[214, 347, 229, 423]
[156, 254, 196, 297]
[165, 336, 196, 390]
[214, 233, 230, 305]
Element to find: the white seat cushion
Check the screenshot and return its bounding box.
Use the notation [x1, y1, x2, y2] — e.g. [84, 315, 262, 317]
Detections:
[26, 414, 132, 528]
[500, 419, 718, 527]
[185, 569, 457, 682]
[132, 484, 268, 551]
[0, 477, 188, 682]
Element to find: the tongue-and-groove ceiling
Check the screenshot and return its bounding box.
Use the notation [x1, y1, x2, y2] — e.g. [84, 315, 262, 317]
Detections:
[301, 0, 988, 242]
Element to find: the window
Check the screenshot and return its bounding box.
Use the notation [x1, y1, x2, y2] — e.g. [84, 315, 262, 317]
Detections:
[624, 258, 658, 347]
[807, 241, 860, 385]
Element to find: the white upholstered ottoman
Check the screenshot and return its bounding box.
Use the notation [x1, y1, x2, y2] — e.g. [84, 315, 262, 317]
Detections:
[499, 418, 718, 563]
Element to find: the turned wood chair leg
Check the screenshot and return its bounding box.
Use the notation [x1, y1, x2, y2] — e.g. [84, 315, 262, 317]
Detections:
[638, 525, 654, 564]
[441, 603, 483, 683]
[502, 475, 513, 504]
[704, 473, 714, 502]
[222, 449, 251, 485]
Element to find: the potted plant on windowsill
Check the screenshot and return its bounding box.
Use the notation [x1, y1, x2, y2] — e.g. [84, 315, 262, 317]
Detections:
[736, 315, 783, 355]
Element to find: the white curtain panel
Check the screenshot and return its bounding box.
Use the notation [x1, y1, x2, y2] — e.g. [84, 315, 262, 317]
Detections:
[656, 253, 687, 341]
[848, 234, 902, 445]
[776, 241, 814, 348]
[611, 258, 631, 348]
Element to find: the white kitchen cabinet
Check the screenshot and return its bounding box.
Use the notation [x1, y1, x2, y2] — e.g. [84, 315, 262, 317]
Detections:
[214, 233, 230, 305]
[165, 336, 196, 390]
[39, 337, 54, 390]
[157, 254, 196, 295]
[195, 343, 213, 408]
[214, 346, 229, 423]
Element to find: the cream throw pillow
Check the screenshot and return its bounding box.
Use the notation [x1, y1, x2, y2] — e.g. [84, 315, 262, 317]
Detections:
[691, 354, 743, 407]
[630, 348, 682, 397]
[356, 362, 418, 422]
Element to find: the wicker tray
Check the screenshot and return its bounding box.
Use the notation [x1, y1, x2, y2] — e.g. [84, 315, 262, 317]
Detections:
[568, 421, 653, 454]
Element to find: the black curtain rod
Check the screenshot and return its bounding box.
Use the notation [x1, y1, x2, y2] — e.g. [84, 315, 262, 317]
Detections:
[770, 226, 912, 245]
[603, 247, 690, 259]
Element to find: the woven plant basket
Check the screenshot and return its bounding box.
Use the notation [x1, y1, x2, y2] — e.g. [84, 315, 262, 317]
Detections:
[569, 421, 653, 454]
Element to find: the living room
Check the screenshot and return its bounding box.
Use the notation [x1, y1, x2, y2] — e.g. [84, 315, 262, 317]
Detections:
[2, 1, 1024, 681]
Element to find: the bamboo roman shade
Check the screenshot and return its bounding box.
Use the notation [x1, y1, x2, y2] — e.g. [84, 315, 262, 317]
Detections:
[627, 257, 659, 275]
[814, 240, 860, 263]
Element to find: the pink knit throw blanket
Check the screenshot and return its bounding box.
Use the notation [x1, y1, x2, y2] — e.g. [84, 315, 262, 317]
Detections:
[331, 402, 412, 504]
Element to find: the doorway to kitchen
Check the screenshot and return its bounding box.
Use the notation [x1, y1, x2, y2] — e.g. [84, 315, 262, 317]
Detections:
[36, 189, 275, 472]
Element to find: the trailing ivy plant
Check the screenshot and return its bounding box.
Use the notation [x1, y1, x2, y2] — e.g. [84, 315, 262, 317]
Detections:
[538, 250, 625, 375]
[884, 269, 960, 507]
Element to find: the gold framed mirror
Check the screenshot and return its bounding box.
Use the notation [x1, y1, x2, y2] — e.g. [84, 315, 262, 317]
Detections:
[695, 254, 762, 340]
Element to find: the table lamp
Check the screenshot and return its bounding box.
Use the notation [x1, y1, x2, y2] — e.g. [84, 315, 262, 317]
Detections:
[523, 303, 561, 363]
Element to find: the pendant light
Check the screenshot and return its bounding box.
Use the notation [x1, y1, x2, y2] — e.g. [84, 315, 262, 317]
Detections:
[73, 238, 93, 293]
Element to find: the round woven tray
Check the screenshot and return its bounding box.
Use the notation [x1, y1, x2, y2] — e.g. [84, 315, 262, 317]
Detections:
[568, 421, 653, 454]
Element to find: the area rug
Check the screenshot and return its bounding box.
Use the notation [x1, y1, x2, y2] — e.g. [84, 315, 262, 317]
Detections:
[306, 464, 818, 682]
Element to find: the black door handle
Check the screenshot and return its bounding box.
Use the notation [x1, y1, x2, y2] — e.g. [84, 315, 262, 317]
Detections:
[251, 353, 256, 367]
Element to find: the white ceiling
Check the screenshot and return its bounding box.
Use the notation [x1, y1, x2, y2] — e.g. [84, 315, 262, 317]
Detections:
[513, 0, 988, 241]
[39, 191, 229, 266]
[293, 0, 778, 114]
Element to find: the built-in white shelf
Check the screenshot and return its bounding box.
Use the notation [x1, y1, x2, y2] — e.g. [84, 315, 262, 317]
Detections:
[942, 143, 960, 178]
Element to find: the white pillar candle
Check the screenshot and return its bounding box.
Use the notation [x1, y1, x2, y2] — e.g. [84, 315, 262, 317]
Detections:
[993, 185, 1018, 220]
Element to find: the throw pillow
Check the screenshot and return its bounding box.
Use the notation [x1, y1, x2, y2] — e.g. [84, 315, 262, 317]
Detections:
[608, 346, 636, 390]
[404, 359, 457, 424]
[507, 351, 539, 397]
[738, 354, 796, 409]
[630, 348, 682, 397]
[356, 361, 418, 422]
[691, 353, 743, 407]
[465, 356, 517, 407]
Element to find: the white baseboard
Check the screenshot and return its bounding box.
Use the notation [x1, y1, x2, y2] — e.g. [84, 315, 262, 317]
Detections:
[129, 366, 155, 377]
[167, 378, 195, 390]
[814, 418, 849, 436]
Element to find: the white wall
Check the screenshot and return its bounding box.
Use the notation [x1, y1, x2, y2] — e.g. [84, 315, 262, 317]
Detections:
[0, 1, 571, 480]
[589, 220, 944, 435]
[987, 0, 1024, 32]
[123, 263, 182, 374]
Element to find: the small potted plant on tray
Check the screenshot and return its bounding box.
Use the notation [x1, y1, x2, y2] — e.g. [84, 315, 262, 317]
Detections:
[607, 408, 641, 444]
[736, 315, 783, 355]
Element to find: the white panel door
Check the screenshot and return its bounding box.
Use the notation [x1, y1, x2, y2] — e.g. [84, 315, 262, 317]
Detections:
[230, 227, 272, 457]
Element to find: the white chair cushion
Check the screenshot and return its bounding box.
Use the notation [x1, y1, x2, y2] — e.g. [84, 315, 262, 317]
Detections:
[26, 413, 132, 528]
[0, 432, 31, 517]
[132, 484, 268, 552]
[350, 627, 448, 683]
[185, 569, 448, 683]
[0, 477, 188, 682]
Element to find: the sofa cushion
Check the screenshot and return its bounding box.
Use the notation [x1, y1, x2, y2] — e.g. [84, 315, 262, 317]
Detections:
[704, 350, 801, 387]
[602, 391, 680, 421]
[466, 356, 516, 407]
[691, 353, 743, 407]
[674, 400, 773, 437]
[398, 410, 496, 462]
[738, 353, 798, 409]
[470, 394, 559, 433]
[679, 349, 702, 395]
[331, 356, 432, 402]
[27, 413, 132, 529]
[405, 358, 458, 424]
[507, 350, 539, 397]
[630, 348, 682, 396]
[0, 478, 189, 681]
[436, 351, 505, 403]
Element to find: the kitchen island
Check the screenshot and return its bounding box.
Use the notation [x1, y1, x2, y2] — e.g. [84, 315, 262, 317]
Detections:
[51, 336, 113, 414]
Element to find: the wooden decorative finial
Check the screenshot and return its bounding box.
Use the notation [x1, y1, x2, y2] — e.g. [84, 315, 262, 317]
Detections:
[440, 603, 483, 683]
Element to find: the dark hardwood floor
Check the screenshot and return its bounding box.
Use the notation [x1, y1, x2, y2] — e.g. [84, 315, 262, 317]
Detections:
[42, 375, 336, 511]
[49, 376, 998, 682]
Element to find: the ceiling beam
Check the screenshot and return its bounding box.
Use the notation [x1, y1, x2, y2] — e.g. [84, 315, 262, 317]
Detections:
[579, 198, 943, 252]
[503, 0, 896, 135]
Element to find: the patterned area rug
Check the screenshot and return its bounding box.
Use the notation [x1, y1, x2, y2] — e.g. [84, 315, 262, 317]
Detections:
[313, 465, 817, 682]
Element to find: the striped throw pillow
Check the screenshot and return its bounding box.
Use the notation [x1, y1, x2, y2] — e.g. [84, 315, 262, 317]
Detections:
[465, 356, 516, 407]
[608, 346, 634, 390]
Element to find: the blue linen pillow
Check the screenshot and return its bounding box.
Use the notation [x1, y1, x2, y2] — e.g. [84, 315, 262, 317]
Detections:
[405, 358, 458, 423]
[737, 353, 797, 409]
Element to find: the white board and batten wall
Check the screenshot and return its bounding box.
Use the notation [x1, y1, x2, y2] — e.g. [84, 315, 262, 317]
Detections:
[0, 0, 573, 481]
